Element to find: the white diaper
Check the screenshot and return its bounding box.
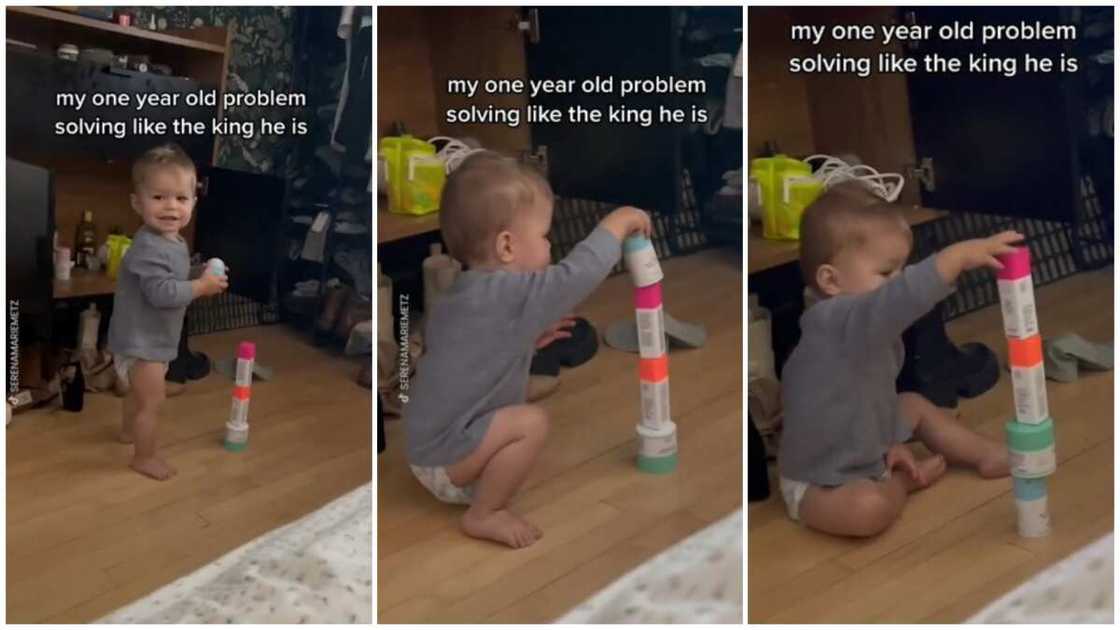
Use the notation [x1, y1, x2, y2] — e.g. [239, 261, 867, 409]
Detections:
[410, 464, 475, 505]
[113, 355, 168, 389]
[780, 469, 892, 522]
[779, 477, 811, 522]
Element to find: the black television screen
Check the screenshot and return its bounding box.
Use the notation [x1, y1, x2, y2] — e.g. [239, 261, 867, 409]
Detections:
[6, 158, 54, 317]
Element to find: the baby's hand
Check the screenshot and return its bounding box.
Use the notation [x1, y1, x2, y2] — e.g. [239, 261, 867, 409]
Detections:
[937, 230, 1024, 283]
[885, 444, 922, 484]
[600, 206, 653, 242]
[955, 231, 1024, 271]
[536, 315, 577, 349]
[192, 271, 228, 298]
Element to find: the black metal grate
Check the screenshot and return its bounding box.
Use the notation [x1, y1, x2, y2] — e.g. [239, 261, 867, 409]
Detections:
[186, 292, 279, 336]
[912, 202, 1112, 321]
[674, 168, 709, 255]
[549, 170, 709, 266]
[1073, 174, 1114, 270]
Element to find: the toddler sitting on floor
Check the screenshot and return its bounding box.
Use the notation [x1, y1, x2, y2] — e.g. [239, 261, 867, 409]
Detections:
[779, 185, 1015, 537]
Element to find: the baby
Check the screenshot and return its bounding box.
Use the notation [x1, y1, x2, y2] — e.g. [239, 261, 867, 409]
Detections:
[403, 151, 651, 548]
[779, 184, 1016, 537]
[107, 143, 228, 480]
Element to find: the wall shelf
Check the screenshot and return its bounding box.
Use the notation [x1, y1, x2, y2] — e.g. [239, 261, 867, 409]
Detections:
[8, 7, 227, 55]
[7, 6, 233, 257]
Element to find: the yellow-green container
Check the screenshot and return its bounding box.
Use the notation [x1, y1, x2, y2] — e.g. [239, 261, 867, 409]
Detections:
[750, 155, 824, 240]
[404, 154, 445, 216]
[106, 234, 131, 280]
[379, 135, 442, 215]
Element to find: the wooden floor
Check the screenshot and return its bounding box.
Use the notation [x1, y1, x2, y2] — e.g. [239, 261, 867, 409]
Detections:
[749, 268, 1115, 622]
[378, 249, 744, 623]
[7, 325, 373, 623]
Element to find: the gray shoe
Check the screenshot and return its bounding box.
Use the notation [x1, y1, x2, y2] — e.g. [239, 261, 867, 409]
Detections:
[1043, 333, 1114, 383]
[604, 312, 707, 353]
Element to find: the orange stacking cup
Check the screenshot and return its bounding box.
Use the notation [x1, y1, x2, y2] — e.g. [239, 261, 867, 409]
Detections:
[1008, 335, 1043, 367]
[638, 354, 669, 382]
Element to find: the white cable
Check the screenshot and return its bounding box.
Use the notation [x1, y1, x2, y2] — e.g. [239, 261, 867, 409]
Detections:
[428, 136, 487, 174]
[804, 153, 905, 202]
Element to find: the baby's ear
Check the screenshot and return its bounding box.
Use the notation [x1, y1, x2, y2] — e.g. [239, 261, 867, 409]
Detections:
[815, 264, 842, 297]
[129, 193, 141, 214]
[495, 230, 514, 263]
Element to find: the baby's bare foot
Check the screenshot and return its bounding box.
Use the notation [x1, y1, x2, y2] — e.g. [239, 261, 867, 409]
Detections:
[461, 508, 541, 549]
[977, 446, 1011, 478]
[903, 455, 947, 492]
[130, 456, 177, 481]
[513, 512, 543, 539]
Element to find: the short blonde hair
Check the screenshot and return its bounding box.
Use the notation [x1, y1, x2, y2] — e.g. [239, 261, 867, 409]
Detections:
[439, 150, 552, 264]
[132, 143, 196, 190]
[799, 182, 911, 290]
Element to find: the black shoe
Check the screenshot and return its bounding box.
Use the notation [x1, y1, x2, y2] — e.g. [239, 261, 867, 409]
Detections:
[956, 342, 999, 399]
[169, 349, 210, 381]
[530, 349, 560, 376]
[910, 375, 960, 409]
[898, 303, 962, 408]
[532, 317, 599, 374]
[554, 318, 599, 368]
[185, 351, 211, 380]
[166, 359, 188, 384]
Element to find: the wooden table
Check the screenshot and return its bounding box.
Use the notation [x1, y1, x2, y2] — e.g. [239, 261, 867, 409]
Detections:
[748, 206, 946, 273]
[54, 268, 115, 299]
[378, 202, 439, 244]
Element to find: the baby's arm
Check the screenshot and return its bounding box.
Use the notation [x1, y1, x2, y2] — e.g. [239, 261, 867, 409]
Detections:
[833, 257, 953, 348]
[130, 250, 194, 309]
[934, 230, 1023, 285]
[513, 207, 651, 336]
[131, 252, 226, 308]
[834, 231, 1023, 348]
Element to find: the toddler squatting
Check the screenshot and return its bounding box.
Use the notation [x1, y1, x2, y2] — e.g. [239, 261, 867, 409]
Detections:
[403, 151, 652, 548]
[779, 183, 1015, 537]
[107, 144, 229, 481]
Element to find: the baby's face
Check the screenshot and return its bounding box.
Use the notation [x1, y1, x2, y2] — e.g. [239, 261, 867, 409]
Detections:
[507, 197, 554, 272]
[829, 230, 911, 295]
[132, 166, 196, 238]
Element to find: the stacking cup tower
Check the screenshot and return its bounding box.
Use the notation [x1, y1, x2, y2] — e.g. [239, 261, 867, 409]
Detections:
[623, 236, 677, 474]
[997, 246, 1053, 537]
[224, 341, 256, 452]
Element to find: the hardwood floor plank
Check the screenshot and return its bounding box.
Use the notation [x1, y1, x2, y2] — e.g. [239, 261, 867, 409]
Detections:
[377, 249, 744, 621]
[7, 325, 373, 622]
[747, 270, 1113, 623]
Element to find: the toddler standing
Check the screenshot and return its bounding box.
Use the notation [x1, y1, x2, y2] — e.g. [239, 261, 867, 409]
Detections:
[107, 143, 228, 480]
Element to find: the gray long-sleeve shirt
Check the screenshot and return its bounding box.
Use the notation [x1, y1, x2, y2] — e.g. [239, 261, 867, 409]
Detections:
[404, 226, 621, 466]
[779, 255, 954, 486]
[107, 226, 193, 362]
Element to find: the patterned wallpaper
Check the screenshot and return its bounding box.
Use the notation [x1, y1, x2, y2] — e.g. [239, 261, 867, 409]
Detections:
[127, 6, 299, 175]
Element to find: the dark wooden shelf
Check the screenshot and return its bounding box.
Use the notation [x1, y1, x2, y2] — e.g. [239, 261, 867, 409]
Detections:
[8, 6, 234, 261]
[8, 7, 227, 54]
[378, 198, 440, 244]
